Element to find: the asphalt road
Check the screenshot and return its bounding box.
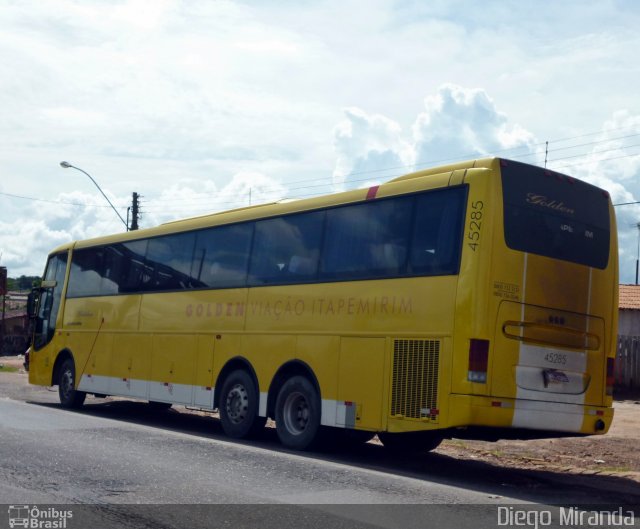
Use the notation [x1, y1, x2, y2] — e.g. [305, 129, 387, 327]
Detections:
[1, 372, 638, 529]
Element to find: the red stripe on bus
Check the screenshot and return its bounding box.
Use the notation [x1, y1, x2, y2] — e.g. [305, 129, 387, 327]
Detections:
[366, 186, 379, 200]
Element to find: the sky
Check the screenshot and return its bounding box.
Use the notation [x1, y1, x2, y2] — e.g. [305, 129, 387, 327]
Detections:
[1, 0, 639, 282]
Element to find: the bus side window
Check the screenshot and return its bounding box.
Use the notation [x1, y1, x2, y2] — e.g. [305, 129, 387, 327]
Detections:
[145, 232, 196, 291]
[409, 187, 465, 276]
[67, 248, 104, 297]
[248, 211, 323, 285]
[288, 255, 315, 275]
[193, 223, 253, 288]
[320, 196, 412, 280]
[120, 240, 149, 293]
[370, 242, 406, 271]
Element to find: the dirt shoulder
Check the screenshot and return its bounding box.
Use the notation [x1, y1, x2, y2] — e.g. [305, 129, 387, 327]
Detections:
[435, 400, 640, 484]
[0, 355, 26, 371]
[3, 354, 638, 485]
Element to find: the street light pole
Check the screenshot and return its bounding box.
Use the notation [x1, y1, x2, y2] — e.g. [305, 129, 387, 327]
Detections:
[59, 161, 129, 231]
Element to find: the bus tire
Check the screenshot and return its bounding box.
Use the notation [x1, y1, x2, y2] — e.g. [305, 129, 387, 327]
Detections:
[378, 431, 443, 453]
[219, 369, 265, 439]
[275, 375, 321, 450]
[58, 358, 86, 409]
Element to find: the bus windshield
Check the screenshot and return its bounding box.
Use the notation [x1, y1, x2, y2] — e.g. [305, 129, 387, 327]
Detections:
[501, 159, 610, 269]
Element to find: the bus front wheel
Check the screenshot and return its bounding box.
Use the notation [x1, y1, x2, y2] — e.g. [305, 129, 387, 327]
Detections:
[275, 375, 321, 450]
[58, 358, 86, 409]
[219, 369, 265, 439]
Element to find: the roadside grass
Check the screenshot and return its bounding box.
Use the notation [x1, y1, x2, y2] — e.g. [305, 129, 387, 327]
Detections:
[597, 466, 633, 473]
[0, 364, 18, 373]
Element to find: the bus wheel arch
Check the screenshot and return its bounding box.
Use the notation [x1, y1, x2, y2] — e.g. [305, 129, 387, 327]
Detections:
[53, 350, 86, 409]
[215, 357, 265, 439]
[51, 349, 74, 387]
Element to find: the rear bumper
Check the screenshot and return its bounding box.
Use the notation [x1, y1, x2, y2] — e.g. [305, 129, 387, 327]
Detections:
[448, 394, 614, 435]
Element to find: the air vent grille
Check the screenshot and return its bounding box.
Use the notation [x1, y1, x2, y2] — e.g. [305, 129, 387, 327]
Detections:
[391, 339, 440, 421]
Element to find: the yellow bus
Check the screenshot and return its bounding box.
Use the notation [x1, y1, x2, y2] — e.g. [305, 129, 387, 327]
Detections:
[27, 157, 618, 451]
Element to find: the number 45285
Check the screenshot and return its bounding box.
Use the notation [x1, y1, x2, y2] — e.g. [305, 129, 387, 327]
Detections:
[468, 201, 484, 251]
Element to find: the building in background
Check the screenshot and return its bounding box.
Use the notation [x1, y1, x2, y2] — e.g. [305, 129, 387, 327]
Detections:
[617, 284, 640, 395]
[1, 291, 29, 356]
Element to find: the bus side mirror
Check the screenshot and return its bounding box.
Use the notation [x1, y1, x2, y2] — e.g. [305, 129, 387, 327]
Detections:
[28, 281, 57, 319]
[27, 290, 39, 319]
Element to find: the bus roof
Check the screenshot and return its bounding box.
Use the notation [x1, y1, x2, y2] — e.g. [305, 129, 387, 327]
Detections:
[388, 157, 498, 183]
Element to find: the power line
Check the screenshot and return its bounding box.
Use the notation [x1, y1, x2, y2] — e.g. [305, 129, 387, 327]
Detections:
[0, 190, 112, 208]
[548, 151, 640, 171]
[545, 132, 640, 156]
[549, 142, 640, 163]
[546, 123, 640, 144]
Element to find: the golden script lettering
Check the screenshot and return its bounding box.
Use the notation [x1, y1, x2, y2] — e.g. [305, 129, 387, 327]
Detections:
[526, 193, 575, 215]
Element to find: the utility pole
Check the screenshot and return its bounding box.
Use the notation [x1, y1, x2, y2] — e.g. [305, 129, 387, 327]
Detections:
[131, 192, 141, 231]
[544, 141, 549, 168]
[0, 266, 6, 355]
[636, 223, 640, 285]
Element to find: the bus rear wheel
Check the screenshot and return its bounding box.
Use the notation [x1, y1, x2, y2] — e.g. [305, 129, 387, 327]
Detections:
[58, 358, 86, 409]
[219, 370, 265, 439]
[378, 431, 443, 453]
[275, 375, 321, 450]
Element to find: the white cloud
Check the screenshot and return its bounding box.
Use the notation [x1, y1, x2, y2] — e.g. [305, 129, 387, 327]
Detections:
[333, 84, 537, 191]
[332, 107, 414, 189]
[143, 171, 288, 226]
[413, 84, 536, 166]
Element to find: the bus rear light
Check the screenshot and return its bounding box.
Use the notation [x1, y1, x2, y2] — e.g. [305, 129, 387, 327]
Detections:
[606, 357, 615, 396]
[468, 339, 489, 383]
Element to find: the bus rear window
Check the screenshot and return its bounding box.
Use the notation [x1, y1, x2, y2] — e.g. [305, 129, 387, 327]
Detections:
[501, 159, 610, 269]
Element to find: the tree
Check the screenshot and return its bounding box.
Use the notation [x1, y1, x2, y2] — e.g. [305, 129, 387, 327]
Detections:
[7, 276, 41, 291]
